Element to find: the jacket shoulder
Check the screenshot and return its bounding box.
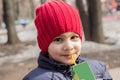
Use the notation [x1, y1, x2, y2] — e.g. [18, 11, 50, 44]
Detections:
[23, 68, 53, 80]
[80, 57, 106, 72]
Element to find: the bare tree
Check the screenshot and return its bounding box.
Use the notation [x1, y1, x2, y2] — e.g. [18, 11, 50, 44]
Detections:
[0, 14, 2, 28]
[87, 0, 105, 43]
[41, 0, 65, 4]
[0, 0, 3, 28]
[29, 0, 35, 19]
[41, 0, 46, 4]
[2, 0, 20, 44]
[14, 0, 20, 20]
[76, 0, 91, 41]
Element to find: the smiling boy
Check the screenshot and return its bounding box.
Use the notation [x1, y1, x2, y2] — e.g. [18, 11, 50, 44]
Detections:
[23, 1, 112, 80]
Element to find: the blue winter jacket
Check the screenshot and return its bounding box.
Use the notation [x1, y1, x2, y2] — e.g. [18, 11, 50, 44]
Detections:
[23, 52, 112, 80]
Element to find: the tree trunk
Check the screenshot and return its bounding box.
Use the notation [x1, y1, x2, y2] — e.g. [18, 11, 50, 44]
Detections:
[14, 0, 20, 20]
[76, 0, 91, 41]
[0, 20, 1, 28]
[87, 0, 105, 43]
[41, 0, 65, 4]
[29, 0, 35, 19]
[41, 0, 46, 4]
[2, 0, 20, 44]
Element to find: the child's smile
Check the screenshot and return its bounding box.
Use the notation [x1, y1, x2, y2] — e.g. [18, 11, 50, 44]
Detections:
[62, 54, 72, 59]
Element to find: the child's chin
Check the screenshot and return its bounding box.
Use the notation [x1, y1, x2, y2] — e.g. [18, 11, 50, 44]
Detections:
[64, 62, 73, 65]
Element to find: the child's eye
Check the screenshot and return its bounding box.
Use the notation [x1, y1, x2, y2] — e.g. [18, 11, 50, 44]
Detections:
[71, 35, 79, 40]
[53, 37, 63, 42]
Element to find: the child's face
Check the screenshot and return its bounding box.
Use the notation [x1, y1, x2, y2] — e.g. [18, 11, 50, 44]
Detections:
[48, 32, 81, 65]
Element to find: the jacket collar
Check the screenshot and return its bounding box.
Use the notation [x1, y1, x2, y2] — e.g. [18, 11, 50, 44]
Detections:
[38, 52, 84, 75]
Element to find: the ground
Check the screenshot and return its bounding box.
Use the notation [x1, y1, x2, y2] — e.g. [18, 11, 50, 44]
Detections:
[0, 41, 37, 80]
[0, 41, 120, 80]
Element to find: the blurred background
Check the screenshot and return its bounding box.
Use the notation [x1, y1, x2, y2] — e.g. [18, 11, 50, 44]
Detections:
[0, 0, 120, 80]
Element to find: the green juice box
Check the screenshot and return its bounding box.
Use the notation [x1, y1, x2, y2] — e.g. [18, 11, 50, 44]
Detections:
[72, 62, 96, 80]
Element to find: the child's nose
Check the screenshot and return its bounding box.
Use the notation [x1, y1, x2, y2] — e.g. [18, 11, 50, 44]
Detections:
[63, 41, 73, 51]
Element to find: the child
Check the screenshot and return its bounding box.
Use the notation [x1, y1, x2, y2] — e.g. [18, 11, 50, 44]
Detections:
[23, 1, 112, 80]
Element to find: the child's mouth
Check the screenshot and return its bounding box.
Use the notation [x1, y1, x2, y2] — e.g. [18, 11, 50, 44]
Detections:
[63, 54, 73, 59]
[65, 54, 72, 58]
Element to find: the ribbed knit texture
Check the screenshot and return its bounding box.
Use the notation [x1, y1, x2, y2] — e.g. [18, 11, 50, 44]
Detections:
[35, 1, 83, 53]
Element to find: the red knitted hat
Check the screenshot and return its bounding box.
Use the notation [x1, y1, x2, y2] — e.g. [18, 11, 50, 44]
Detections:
[35, 1, 83, 53]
